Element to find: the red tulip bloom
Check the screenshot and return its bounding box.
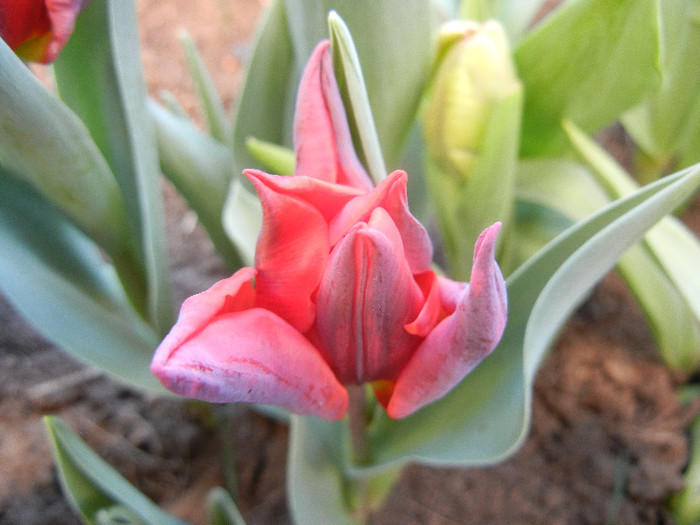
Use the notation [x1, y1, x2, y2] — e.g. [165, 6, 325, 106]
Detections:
[152, 41, 507, 420]
[0, 0, 90, 63]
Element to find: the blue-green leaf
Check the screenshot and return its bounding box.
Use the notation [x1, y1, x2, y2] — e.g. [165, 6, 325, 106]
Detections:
[149, 101, 243, 270]
[0, 169, 163, 392]
[287, 416, 358, 525]
[180, 32, 230, 144]
[207, 488, 246, 525]
[364, 162, 700, 469]
[54, 0, 173, 334]
[45, 416, 187, 525]
[0, 39, 130, 257]
[231, 0, 296, 177]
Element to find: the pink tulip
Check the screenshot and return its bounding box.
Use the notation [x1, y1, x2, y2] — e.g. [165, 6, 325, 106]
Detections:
[0, 0, 90, 63]
[152, 41, 507, 420]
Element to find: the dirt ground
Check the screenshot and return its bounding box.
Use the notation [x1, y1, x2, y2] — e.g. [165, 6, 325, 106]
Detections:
[1, 1, 699, 524]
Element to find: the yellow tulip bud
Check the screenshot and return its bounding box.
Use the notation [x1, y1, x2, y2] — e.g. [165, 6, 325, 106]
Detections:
[423, 20, 520, 179]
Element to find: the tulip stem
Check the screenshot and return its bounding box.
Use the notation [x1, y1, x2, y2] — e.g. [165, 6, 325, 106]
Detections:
[347, 385, 371, 465]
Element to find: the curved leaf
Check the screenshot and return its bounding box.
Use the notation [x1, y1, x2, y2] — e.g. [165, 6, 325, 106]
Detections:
[54, 0, 173, 334]
[364, 162, 700, 469]
[45, 416, 186, 525]
[0, 39, 130, 255]
[149, 101, 244, 269]
[0, 170, 162, 392]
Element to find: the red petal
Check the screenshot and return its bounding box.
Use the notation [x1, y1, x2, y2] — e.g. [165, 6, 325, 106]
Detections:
[316, 208, 423, 384]
[247, 171, 330, 333]
[293, 41, 372, 190]
[152, 307, 348, 420]
[244, 169, 362, 224]
[387, 223, 507, 418]
[329, 171, 433, 272]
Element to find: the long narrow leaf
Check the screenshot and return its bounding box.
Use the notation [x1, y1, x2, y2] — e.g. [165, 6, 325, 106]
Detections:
[565, 121, 700, 329]
[45, 416, 187, 525]
[180, 32, 230, 144]
[54, 0, 173, 335]
[0, 169, 163, 392]
[362, 162, 700, 469]
[231, 0, 296, 177]
[0, 39, 130, 255]
[149, 101, 244, 269]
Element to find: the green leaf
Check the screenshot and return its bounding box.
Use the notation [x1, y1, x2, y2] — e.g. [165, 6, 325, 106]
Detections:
[516, 156, 700, 371]
[287, 416, 358, 525]
[0, 169, 163, 392]
[564, 121, 700, 369]
[180, 32, 230, 144]
[363, 162, 700, 468]
[515, 0, 661, 156]
[425, 87, 522, 279]
[283, 0, 434, 169]
[231, 0, 297, 177]
[459, 0, 550, 41]
[0, 39, 131, 257]
[45, 416, 187, 525]
[149, 101, 244, 269]
[207, 488, 246, 525]
[623, 0, 700, 174]
[245, 137, 295, 176]
[328, 11, 387, 184]
[221, 178, 262, 268]
[54, 0, 173, 334]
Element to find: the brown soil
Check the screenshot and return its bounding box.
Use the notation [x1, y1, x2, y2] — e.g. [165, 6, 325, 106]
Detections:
[1, 1, 699, 524]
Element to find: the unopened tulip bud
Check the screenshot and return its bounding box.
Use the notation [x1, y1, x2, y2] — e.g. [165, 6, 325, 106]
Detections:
[423, 20, 520, 179]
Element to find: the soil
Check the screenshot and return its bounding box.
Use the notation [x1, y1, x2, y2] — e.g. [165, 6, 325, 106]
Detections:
[1, 1, 699, 524]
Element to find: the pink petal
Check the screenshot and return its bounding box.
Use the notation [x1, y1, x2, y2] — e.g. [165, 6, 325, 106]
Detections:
[315, 208, 424, 384]
[293, 40, 373, 191]
[329, 171, 433, 272]
[244, 169, 362, 224]
[152, 307, 348, 420]
[247, 171, 330, 333]
[386, 223, 507, 418]
[44, 0, 90, 62]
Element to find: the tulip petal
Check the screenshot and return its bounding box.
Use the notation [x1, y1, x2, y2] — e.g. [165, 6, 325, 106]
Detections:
[244, 169, 362, 223]
[44, 0, 89, 63]
[152, 307, 348, 420]
[387, 223, 507, 418]
[247, 171, 330, 333]
[293, 40, 373, 191]
[316, 208, 423, 384]
[329, 171, 433, 272]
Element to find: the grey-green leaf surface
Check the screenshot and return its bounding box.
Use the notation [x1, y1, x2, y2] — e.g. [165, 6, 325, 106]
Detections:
[328, 12, 387, 184]
[231, 0, 296, 177]
[45, 416, 187, 525]
[0, 38, 130, 255]
[0, 170, 163, 392]
[288, 416, 358, 525]
[150, 101, 243, 269]
[181, 32, 231, 144]
[516, 156, 700, 371]
[54, 0, 173, 334]
[515, 0, 661, 156]
[361, 162, 700, 469]
[207, 488, 246, 525]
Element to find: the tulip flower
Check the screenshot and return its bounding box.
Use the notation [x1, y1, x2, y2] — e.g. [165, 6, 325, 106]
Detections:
[0, 0, 90, 63]
[152, 40, 507, 420]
